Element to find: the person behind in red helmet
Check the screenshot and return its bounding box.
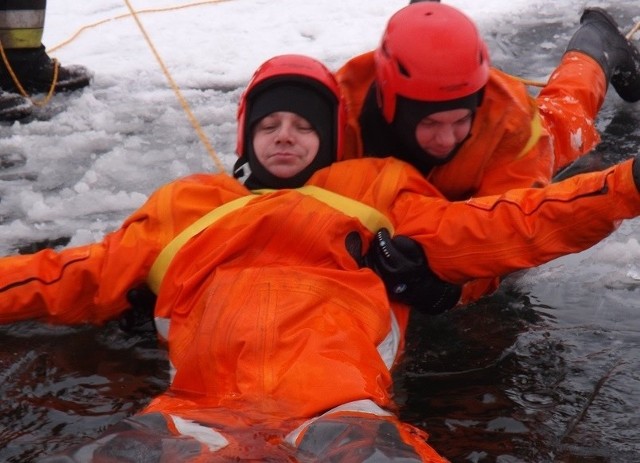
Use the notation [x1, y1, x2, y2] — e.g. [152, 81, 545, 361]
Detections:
[337, 1, 640, 303]
[372, 1, 490, 175]
[4, 53, 640, 462]
[338, 2, 640, 196]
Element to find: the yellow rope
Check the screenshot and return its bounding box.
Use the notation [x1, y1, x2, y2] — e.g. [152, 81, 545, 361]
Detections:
[514, 77, 547, 88]
[122, 0, 227, 173]
[0, 40, 58, 106]
[49, 1, 232, 54]
[626, 19, 640, 41]
[12, 3, 640, 158]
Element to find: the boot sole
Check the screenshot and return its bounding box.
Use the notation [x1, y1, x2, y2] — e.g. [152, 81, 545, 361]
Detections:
[0, 95, 32, 121]
[581, 7, 620, 29]
[582, 7, 640, 102]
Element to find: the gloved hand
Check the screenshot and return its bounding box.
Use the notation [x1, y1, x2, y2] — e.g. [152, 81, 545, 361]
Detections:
[346, 229, 461, 315]
[118, 284, 157, 334]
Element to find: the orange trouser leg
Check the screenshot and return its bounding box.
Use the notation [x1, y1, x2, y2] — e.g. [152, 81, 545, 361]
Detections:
[536, 51, 607, 171]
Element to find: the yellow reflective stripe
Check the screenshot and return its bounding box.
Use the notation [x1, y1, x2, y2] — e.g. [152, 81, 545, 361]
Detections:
[0, 28, 44, 48]
[516, 106, 543, 159]
[147, 195, 256, 293]
[147, 187, 394, 293]
[253, 186, 395, 234]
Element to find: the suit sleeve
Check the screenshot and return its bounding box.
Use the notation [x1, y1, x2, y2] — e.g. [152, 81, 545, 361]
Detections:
[394, 160, 640, 284]
[0, 187, 174, 325]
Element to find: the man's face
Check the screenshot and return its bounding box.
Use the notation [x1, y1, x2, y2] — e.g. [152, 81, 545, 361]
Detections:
[414, 108, 473, 160]
[252, 111, 320, 179]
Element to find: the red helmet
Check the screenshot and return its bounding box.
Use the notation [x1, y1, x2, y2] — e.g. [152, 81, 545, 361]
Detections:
[374, 2, 490, 122]
[236, 54, 347, 161]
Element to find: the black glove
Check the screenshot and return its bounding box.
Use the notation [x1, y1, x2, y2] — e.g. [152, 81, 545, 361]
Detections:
[346, 229, 461, 315]
[633, 156, 640, 191]
[118, 284, 157, 334]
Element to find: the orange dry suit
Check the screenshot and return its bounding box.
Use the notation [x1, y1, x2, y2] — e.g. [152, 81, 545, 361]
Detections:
[336, 50, 607, 302]
[0, 157, 638, 461]
[337, 51, 605, 198]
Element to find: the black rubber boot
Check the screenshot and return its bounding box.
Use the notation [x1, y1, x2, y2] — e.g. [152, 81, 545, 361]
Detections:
[0, 45, 91, 94]
[0, 90, 32, 121]
[566, 8, 640, 102]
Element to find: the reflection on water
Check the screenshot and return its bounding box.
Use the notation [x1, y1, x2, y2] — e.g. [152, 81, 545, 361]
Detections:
[0, 322, 169, 462]
[397, 286, 548, 462]
[397, 276, 640, 463]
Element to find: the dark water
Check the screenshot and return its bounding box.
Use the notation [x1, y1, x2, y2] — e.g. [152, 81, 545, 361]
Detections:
[0, 322, 169, 462]
[2, 4, 640, 463]
[398, 279, 640, 463]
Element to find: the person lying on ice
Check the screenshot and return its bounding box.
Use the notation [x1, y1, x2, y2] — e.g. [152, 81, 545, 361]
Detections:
[3, 54, 640, 462]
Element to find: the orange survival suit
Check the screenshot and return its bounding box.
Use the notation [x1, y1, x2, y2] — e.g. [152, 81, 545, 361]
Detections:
[1, 157, 639, 460]
[337, 51, 606, 199]
[336, 50, 607, 304]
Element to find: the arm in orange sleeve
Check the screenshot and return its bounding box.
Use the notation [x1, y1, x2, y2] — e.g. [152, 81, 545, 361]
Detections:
[393, 159, 640, 284]
[0, 173, 250, 326]
[0, 200, 169, 325]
